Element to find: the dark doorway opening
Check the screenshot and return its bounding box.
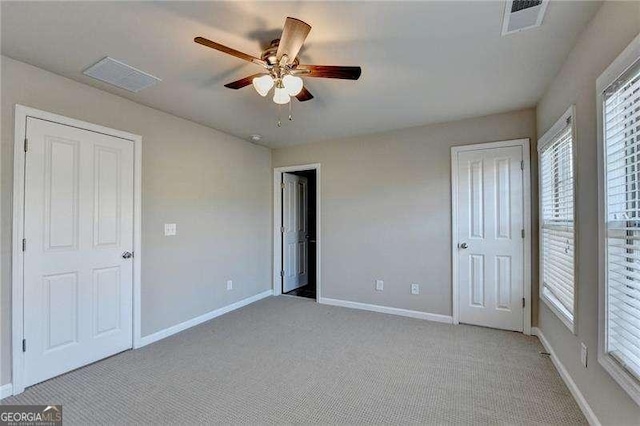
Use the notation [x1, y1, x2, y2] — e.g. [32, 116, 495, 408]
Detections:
[282, 169, 316, 300]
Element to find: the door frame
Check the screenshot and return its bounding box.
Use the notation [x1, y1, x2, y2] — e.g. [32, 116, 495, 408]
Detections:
[273, 163, 321, 299]
[450, 138, 531, 335]
[11, 105, 143, 395]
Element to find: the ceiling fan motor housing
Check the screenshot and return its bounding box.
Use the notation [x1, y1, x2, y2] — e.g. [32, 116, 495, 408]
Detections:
[261, 39, 300, 69]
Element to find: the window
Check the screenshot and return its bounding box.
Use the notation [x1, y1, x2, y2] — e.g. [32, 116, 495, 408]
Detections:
[539, 107, 576, 332]
[600, 53, 640, 402]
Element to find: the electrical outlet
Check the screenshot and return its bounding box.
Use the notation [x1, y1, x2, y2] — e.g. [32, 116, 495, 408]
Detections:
[411, 284, 420, 295]
[580, 342, 587, 368]
[164, 223, 176, 236]
[375, 280, 384, 291]
[226, 280, 233, 291]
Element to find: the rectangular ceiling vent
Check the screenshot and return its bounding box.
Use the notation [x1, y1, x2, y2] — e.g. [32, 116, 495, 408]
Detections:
[502, 0, 549, 35]
[83, 57, 161, 93]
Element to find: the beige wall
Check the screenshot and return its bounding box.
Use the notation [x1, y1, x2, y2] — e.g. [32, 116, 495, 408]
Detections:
[0, 56, 272, 386]
[272, 109, 538, 320]
[536, 1, 640, 424]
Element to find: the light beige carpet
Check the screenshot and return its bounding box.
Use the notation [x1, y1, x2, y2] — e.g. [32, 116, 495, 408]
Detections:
[3, 296, 586, 425]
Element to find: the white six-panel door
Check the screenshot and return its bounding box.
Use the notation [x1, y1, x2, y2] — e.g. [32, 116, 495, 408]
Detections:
[23, 117, 134, 387]
[456, 145, 524, 331]
[282, 173, 309, 293]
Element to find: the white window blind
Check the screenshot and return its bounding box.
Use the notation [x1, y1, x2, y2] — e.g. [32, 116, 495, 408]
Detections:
[604, 59, 640, 381]
[540, 117, 575, 325]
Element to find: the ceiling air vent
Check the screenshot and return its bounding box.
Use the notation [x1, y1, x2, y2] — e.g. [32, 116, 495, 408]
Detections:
[83, 57, 161, 93]
[501, 0, 549, 35]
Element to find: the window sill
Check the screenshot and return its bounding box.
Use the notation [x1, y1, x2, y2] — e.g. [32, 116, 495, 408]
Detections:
[541, 290, 575, 335]
[598, 353, 640, 407]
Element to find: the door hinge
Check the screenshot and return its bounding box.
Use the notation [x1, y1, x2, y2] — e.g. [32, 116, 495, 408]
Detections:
[280, 270, 285, 277]
[521, 229, 525, 239]
[281, 226, 285, 234]
[522, 298, 526, 308]
[520, 160, 524, 170]
[22, 238, 26, 252]
[281, 182, 285, 189]
[24, 138, 28, 153]
[22, 339, 26, 352]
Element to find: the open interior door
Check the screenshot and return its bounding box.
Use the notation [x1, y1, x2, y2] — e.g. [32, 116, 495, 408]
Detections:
[282, 173, 309, 293]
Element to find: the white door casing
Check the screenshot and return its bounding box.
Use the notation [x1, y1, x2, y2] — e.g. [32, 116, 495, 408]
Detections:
[282, 173, 309, 293]
[22, 117, 134, 387]
[455, 144, 525, 331]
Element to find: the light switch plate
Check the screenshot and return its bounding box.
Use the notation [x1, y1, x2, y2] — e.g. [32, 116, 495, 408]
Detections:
[375, 280, 384, 291]
[411, 284, 420, 295]
[164, 223, 176, 236]
[226, 280, 233, 291]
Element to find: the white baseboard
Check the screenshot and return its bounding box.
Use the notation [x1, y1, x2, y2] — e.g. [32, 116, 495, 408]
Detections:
[136, 290, 273, 348]
[319, 297, 453, 324]
[0, 383, 13, 400]
[531, 327, 600, 426]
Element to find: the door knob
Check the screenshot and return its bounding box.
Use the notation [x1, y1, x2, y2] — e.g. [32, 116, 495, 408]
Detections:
[459, 242, 468, 249]
[122, 251, 133, 259]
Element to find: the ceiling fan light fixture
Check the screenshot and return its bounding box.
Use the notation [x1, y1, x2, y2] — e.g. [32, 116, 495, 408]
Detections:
[195, 16, 362, 113]
[273, 86, 291, 105]
[252, 75, 274, 97]
[282, 75, 304, 96]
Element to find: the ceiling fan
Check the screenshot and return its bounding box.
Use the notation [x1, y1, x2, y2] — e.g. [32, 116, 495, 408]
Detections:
[194, 17, 362, 106]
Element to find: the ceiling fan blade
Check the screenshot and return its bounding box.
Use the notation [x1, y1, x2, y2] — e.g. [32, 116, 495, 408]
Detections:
[194, 37, 267, 67]
[295, 87, 314, 102]
[224, 73, 266, 90]
[276, 17, 311, 63]
[295, 65, 362, 80]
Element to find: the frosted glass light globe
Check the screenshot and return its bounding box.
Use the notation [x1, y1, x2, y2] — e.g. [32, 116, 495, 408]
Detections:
[273, 87, 291, 105]
[252, 75, 274, 97]
[282, 75, 303, 96]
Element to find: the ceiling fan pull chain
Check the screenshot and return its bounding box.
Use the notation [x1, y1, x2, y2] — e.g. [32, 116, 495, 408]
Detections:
[277, 103, 282, 127]
[288, 99, 293, 121]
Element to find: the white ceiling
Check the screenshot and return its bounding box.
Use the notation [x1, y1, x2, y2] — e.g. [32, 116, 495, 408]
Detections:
[1, 1, 601, 148]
